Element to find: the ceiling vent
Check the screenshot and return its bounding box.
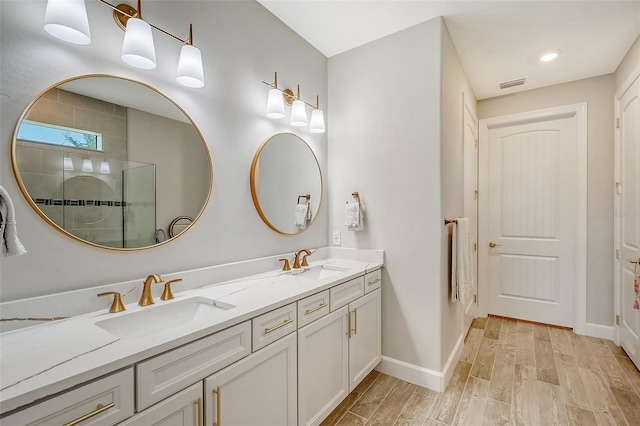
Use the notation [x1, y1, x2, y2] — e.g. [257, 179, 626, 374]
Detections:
[499, 77, 527, 90]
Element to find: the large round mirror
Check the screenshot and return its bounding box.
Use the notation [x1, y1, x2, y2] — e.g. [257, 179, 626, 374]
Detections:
[250, 133, 322, 234]
[12, 75, 212, 250]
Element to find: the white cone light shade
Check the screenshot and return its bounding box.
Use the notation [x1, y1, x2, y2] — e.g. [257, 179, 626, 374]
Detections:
[290, 100, 308, 127]
[100, 160, 111, 174]
[122, 18, 156, 69]
[310, 109, 325, 133]
[44, 0, 91, 45]
[82, 159, 93, 172]
[266, 89, 285, 118]
[63, 156, 74, 170]
[177, 44, 205, 88]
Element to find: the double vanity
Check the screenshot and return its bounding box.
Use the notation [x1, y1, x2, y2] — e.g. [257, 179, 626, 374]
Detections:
[0, 249, 383, 426]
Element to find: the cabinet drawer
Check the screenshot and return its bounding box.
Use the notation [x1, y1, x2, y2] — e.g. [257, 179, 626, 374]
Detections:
[329, 276, 365, 311]
[297, 290, 330, 328]
[364, 269, 382, 294]
[4, 368, 134, 426]
[119, 382, 203, 426]
[252, 303, 297, 351]
[136, 321, 251, 411]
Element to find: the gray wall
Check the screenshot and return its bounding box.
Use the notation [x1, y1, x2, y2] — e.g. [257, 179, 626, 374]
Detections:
[0, 0, 328, 301]
[328, 18, 445, 371]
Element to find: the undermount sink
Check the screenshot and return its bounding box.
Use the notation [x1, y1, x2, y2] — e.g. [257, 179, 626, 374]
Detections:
[95, 297, 235, 340]
[290, 265, 350, 280]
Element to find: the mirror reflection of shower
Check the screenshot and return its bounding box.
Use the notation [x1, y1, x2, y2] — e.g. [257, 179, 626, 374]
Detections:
[46, 152, 156, 249]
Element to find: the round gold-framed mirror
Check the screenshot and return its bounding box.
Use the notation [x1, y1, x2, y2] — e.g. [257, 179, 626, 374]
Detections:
[11, 74, 212, 250]
[250, 133, 322, 234]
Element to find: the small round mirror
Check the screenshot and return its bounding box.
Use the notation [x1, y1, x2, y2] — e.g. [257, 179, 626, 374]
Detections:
[250, 133, 322, 234]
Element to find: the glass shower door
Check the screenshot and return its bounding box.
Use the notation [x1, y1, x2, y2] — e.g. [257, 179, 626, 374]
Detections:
[123, 162, 156, 248]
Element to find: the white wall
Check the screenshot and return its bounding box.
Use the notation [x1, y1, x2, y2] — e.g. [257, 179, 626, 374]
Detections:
[328, 18, 445, 372]
[478, 75, 615, 326]
[0, 0, 328, 301]
[439, 23, 477, 366]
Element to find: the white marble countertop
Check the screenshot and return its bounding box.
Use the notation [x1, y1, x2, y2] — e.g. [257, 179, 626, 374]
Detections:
[0, 256, 383, 414]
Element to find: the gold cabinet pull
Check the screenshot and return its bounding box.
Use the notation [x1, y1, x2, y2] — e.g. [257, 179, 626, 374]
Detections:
[63, 402, 115, 426]
[305, 303, 327, 315]
[212, 386, 222, 426]
[367, 277, 381, 286]
[352, 309, 358, 335]
[195, 397, 203, 426]
[628, 259, 639, 264]
[264, 318, 293, 334]
[346, 312, 351, 338]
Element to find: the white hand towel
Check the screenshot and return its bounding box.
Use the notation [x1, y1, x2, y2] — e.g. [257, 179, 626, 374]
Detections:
[345, 202, 364, 231]
[454, 218, 474, 304]
[294, 203, 309, 229]
[0, 184, 27, 257]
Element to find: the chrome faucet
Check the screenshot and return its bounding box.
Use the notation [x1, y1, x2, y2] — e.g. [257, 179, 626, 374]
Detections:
[139, 274, 164, 306]
[293, 249, 311, 269]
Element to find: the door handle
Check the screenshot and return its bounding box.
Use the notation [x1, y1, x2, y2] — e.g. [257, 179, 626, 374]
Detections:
[489, 242, 502, 248]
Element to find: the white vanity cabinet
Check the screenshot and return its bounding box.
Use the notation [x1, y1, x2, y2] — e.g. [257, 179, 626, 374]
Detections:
[298, 272, 382, 426]
[118, 382, 203, 426]
[204, 332, 297, 426]
[298, 306, 350, 426]
[348, 288, 382, 390]
[2, 368, 134, 426]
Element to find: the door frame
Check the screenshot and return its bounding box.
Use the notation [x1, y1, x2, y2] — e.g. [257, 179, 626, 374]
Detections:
[614, 66, 640, 345]
[478, 103, 587, 334]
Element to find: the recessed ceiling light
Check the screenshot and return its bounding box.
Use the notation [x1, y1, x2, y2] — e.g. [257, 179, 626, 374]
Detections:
[539, 50, 561, 62]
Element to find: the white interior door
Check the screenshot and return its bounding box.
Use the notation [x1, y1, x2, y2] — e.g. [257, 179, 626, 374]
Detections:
[479, 105, 586, 328]
[463, 95, 478, 328]
[616, 71, 640, 369]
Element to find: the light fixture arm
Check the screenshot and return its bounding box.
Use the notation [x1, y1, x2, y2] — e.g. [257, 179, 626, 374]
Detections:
[98, 0, 191, 44]
[261, 73, 322, 109]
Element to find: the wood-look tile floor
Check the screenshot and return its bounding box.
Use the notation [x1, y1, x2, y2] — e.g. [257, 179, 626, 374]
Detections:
[321, 316, 640, 426]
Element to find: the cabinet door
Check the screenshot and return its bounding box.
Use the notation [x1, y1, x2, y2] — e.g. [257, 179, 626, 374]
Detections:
[119, 382, 202, 426]
[349, 288, 381, 391]
[204, 332, 297, 426]
[298, 306, 349, 426]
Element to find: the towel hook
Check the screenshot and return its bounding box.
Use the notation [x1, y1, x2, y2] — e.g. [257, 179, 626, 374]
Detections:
[444, 218, 458, 225]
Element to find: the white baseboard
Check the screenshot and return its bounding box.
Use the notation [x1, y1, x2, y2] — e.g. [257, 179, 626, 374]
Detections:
[585, 323, 614, 340]
[376, 333, 465, 392]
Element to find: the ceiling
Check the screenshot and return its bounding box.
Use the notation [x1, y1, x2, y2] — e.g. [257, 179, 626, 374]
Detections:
[257, 1, 640, 99]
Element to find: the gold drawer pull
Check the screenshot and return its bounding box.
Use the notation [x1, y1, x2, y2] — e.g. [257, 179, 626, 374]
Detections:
[64, 402, 115, 426]
[305, 303, 327, 315]
[628, 259, 639, 264]
[264, 318, 293, 334]
[213, 386, 222, 426]
[367, 278, 381, 286]
[195, 397, 203, 426]
[352, 309, 358, 335]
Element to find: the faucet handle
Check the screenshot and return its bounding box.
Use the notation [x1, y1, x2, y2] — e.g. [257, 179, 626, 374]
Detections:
[97, 292, 126, 313]
[161, 279, 183, 301]
[279, 258, 291, 271]
[301, 252, 310, 267]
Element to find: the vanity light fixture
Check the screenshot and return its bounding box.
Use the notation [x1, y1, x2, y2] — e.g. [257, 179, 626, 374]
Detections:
[290, 85, 308, 127]
[82, 158, 93, 172]
[63, 156, 74, 171]
[262, 72, 325, 133]
[100, 160, 111, 174]
[43, 0, 205, 88]
[44, 0, 91, 45]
